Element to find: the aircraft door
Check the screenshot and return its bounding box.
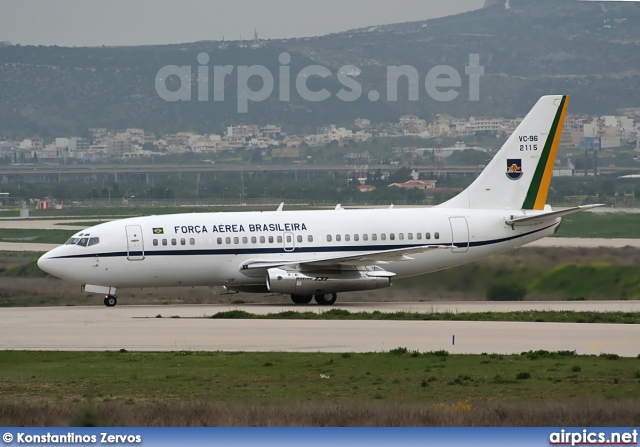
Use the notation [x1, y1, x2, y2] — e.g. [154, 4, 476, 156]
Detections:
[449, 217, 469, 254]
[125, 225, 145, 261]
[283, 232, 295, 252]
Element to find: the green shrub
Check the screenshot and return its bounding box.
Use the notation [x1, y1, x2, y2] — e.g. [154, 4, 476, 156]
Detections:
[487, 283, 527, 301]
[426, 350, 449, 357]
[390, 347, 408, 356]
[516, 371, 531, 380]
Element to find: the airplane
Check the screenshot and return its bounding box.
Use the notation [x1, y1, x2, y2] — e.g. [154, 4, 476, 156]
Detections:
[38, 95, 602, 307]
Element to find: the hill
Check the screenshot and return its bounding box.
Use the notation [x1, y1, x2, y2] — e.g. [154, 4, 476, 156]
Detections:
[1, 0, 639, 137]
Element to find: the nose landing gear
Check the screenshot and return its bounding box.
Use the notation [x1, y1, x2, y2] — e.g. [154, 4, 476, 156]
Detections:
[104, 295, 118, 307]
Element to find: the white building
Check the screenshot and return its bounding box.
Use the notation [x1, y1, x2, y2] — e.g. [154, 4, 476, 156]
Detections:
[68, 137, 90, 157]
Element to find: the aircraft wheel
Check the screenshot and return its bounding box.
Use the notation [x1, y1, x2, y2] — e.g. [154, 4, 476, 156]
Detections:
[314, 293, 337, 306]
[291, 295, 313, 305]
[104, 295, 118, 307]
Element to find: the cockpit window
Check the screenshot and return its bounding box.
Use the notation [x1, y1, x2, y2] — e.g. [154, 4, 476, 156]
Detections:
[65, 236, 100, 247]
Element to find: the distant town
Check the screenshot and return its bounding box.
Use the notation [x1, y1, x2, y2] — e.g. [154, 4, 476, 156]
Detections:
[2, 107, 640, 165]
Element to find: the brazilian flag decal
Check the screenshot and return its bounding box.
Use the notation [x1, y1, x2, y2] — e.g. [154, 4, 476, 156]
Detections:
[153, 228, 164, 235]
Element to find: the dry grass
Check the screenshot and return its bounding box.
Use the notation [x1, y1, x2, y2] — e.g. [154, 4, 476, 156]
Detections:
[1, 400, 638, 427]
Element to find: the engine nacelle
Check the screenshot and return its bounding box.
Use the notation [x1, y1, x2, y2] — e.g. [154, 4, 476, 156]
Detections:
[266, 268, 392, 295]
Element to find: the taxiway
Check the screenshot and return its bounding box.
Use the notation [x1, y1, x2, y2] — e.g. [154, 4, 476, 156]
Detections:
[0, 305, 637, 357]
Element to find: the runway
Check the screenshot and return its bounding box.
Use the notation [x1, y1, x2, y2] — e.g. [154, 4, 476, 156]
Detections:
[0, 305, 638, 357]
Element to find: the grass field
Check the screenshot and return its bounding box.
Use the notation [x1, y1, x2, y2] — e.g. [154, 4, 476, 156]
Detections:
[0, 228, 76, 244]
[1, 350, 639, 403]
[1, 350, 640, 426]
[555, 212, 640, 238]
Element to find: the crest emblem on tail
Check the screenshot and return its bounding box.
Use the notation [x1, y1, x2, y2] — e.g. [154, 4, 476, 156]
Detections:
[506, 159, 523, 180]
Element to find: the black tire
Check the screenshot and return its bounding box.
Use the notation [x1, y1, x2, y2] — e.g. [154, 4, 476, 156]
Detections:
[314, 293, 337, 306]
[105, 295, 117, 307]
[291, 295, 313, 305]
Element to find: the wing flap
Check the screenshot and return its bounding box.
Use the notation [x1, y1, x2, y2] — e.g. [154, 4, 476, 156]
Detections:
[241, 245, 452, 271]
[505, 204, 604, 226]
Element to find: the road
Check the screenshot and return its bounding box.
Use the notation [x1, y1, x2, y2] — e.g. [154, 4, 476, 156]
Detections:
[0, 305, 638, 356]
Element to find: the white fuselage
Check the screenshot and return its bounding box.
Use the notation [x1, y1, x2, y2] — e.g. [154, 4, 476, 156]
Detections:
[38, 207, 559, 290]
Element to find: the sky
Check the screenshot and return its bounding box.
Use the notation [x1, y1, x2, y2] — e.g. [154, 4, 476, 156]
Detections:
[0, 0, 485, 47]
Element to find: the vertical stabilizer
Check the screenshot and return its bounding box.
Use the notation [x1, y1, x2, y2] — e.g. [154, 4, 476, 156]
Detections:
[438, 95, 569, 210]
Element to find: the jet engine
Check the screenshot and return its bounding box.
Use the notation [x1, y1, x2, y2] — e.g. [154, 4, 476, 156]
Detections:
[266, 267, 392, 295]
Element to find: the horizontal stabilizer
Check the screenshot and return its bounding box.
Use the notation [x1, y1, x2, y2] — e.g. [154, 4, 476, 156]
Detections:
[505, 204, 604, 226]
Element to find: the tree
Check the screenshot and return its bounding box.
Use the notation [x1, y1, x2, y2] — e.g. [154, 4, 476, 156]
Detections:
[388, 167, 413, 184]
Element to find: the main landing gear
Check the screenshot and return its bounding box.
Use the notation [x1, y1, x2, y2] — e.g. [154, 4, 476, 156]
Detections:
[291, 295, 313, 305]
[290, 293, 338, 306]
[104, 295, 118, 307]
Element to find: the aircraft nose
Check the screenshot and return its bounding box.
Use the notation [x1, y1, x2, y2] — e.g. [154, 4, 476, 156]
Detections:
[37, 253, 52, 274]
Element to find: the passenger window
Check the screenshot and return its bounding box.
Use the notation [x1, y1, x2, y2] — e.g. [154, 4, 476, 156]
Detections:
[426, 233, 431, 240]
[372, 234, 377, 241]
[77, 238, 89, 247]
[172, 239, 177, 246]
[399, 233, 404, 241]
[390, 234, 395, 241]
[217, 238, 222, 244]
[251, 236, 257, 244]
[162, 239, 168, 246]
[308, 235, 313, 242]
[242, 237, 248, 244]
[408, 233, 413, 240]
[268, 236, 274, 243]
[260, 236, 266, 244]
[153, 239, 158, 246]
[417, 233, 422, 240]
[381, 234, 387, 241]
[234, 237, 239, 244]
[345, 235, 350, 242]
[88, 238, 100, 246]
[327, 235, 333, 242]
[354, 234, 359, 242]
[180, 238, 186, 246]
[286, 235, 292, 243]
[297, 235, 303, 243]
[190, 238, 195, 245]
[226, 237, 231, 244]
[336, 235, 341, 242]
[435, 232, 440, 240]
[363, 234, 368, 241]
[277, 236, 283, 243]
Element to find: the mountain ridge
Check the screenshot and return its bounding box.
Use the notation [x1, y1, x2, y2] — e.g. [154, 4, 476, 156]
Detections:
[1, 0, 639, 137]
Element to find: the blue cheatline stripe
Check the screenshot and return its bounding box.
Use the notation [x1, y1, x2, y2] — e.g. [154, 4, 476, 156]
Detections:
[50, 223, 558, 261]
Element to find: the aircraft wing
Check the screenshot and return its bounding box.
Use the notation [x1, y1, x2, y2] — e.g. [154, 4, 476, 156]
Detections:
[505, 204, 604, 226]
[241, 244, 453, 271]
